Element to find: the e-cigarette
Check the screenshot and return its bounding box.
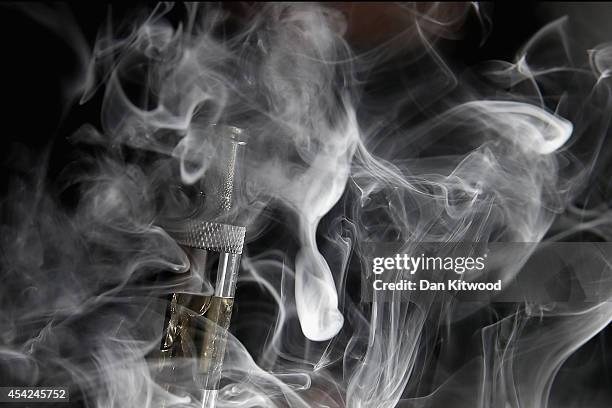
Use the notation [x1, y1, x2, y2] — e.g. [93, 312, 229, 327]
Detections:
[158, 125, 246, 408]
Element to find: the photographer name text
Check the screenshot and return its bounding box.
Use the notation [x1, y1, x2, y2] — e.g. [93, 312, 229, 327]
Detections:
[372, 253, 502, 292]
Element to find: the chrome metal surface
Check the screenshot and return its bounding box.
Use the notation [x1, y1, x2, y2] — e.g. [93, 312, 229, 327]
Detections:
[170, 220, 246, 254]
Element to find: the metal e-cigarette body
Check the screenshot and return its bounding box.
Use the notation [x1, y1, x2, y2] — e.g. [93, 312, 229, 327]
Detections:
[160, 125, 246, 408]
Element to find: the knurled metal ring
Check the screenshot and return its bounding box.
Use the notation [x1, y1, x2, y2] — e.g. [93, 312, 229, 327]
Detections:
[168, 220, 246, 254]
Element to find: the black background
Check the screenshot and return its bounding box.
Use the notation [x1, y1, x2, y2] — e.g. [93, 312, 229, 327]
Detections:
[0, 2, 609, 407]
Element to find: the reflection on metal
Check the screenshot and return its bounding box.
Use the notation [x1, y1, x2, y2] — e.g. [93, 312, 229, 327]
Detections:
[159, 294, 233, 388]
